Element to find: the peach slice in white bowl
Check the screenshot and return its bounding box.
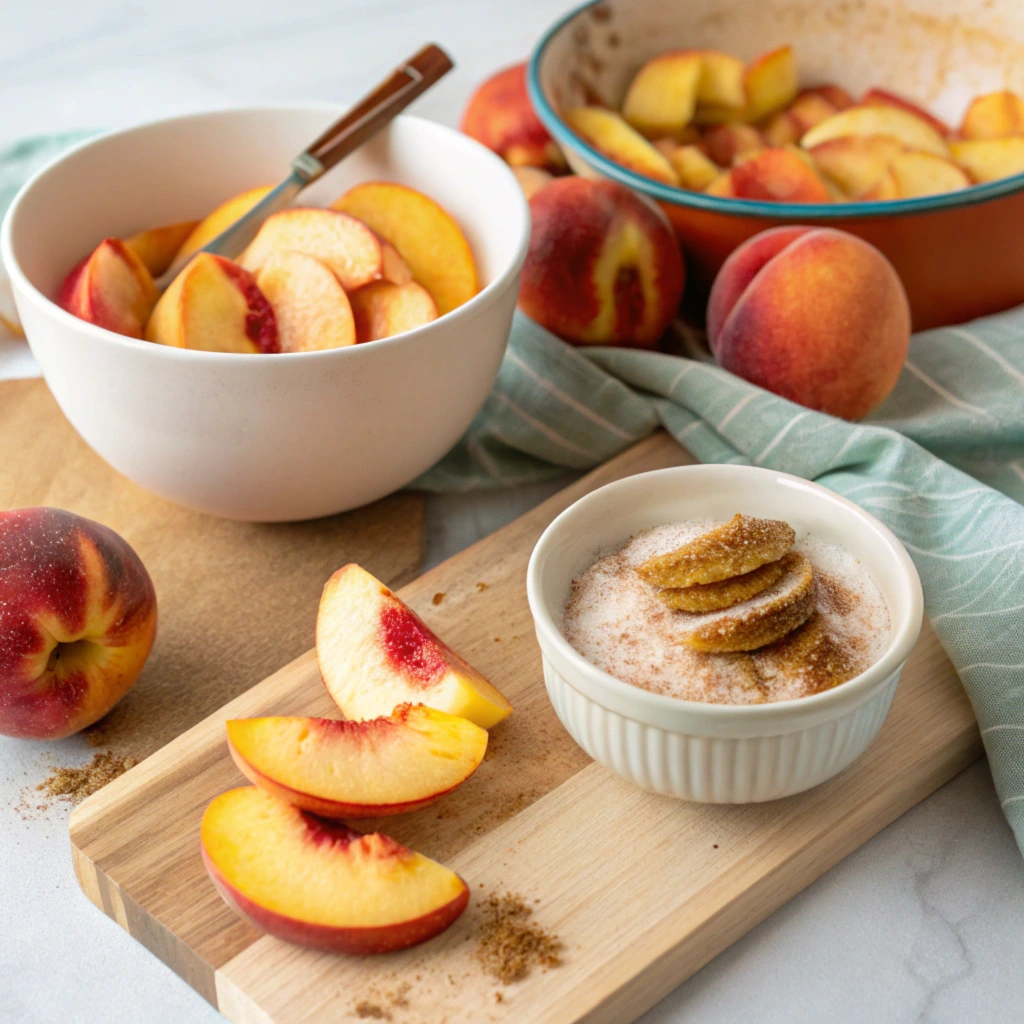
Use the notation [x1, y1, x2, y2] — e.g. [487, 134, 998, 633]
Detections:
[1, 109, 530, 521]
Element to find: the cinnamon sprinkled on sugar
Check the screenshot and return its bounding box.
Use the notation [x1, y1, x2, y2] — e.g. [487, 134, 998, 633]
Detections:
[565, 520, 889, 704]
[474, 892, 564, 985]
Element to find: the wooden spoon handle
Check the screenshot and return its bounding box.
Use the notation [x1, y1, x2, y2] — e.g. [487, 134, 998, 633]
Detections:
[294, 44, 454, 179]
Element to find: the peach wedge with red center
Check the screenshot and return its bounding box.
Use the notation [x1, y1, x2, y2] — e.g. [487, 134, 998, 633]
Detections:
[201, 786, 469, 954]
[331, 182, 478, 317]
[239, 208, 411, 292]
[316, 564, 512, 729]
[145, 253, 278, 353]
[349, 281, 438, 343]
[226, 704, 487, 818]
[256, 251, 356, 352]
[57, 238, 158, 339]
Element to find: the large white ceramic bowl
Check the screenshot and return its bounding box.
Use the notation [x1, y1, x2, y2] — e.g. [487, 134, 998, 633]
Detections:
[1, 109, 530, 521]
[526, 465, 924, 803]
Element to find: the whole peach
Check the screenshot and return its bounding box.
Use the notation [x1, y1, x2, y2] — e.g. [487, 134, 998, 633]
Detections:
[707, 226, 910, 419]
[0, 508, 157, 739]
[518, 177, 686, 348]
[460, 62, 566, 173]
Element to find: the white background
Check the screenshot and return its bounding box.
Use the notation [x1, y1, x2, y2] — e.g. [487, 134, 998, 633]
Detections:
[1, 1, 1022, 1022]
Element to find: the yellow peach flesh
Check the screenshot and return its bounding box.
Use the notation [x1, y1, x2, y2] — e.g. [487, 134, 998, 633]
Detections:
[331, 182, 478, 317]
[563, 106, 680, 186]
[201, 786, 469, 952]
[226, 705, 487, 816]
[239, 208, 411, 292]
[349, 281, 438, 343]
[256, 251, 356, 352]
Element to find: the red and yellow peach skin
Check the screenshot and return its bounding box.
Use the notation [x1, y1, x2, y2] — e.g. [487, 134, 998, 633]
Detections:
[707, 226, 910, 419]
[517, 177, 685, 348]
[460, 62, 566, 173]
[57, 238, 158, 339]
[0, 508, 157, 739]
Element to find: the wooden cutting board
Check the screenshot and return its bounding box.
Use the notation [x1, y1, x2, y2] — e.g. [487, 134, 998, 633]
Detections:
[68, 432, 982, 1024]
[0, 378, 425, 758]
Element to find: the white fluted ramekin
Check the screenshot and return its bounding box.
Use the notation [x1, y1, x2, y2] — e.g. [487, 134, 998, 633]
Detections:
[526, 465, 923, 803]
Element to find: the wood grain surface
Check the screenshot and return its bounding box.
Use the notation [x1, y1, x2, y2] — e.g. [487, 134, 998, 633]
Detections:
[68, 432, 982, 1024]
[0, 378, 425, 758]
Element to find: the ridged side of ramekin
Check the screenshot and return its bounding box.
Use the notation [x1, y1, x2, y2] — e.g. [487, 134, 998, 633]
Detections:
[542, 653, 901, 802]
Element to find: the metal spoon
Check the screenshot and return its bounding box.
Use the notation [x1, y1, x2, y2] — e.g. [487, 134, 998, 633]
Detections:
[157, 43, 454, 287]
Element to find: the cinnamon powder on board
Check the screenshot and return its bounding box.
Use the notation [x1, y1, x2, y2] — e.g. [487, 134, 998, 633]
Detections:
[474, 892, 564, 985]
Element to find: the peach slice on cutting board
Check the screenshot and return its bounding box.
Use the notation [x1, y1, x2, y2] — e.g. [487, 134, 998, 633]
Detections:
[123, 220, 199, 276]
[316, 563, 513, 729]
[226, 704, 488, 817]
[201, 786, 469, 954]
[175, 185, 273, 264]
[239, 208, 411, 292]
[332, 182, 478, 317]
[57, 238, 158, 338]
[255, 251, 356, 352]
[145, 252, 278, 353]
[349, 281, 438, 342]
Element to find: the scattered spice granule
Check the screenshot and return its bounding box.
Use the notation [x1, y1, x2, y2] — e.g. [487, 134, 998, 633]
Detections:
[432, 592, 445, 606]
[353, 1001, 390, 1020]
[474, 892, 564, 985]
[476, 582, 488, 592]
[495, 992, 504, 1003]
[713, 844, 719, 849]
[83, 723, 112, 747]
[36, 752, 138, 804]
[385, 983, 410, 1010]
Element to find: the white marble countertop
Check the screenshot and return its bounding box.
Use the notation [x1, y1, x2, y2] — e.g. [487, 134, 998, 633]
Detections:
[1, 1, 1022, 1021]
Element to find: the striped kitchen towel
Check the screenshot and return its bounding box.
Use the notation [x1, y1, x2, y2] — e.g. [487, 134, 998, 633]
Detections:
[4, 132, 1024, 853]
[415, 312, 1024, 853]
